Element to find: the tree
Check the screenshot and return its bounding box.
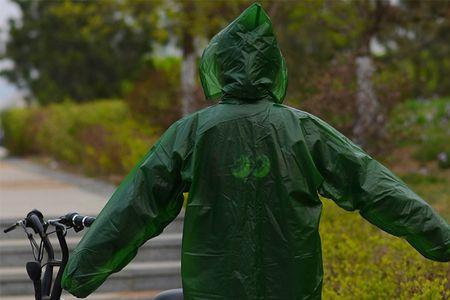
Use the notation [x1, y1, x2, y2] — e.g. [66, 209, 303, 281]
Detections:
[278, 0, 366, 136]
[379, 0, 450, 98]
[352, 0, 391, 146]
[161, 0, 248, 116]
[279, 0, 396, 146]
[1, 0, 159, 104]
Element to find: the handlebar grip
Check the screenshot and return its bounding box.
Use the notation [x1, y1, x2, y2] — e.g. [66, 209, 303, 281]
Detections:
[82, 216, 95, 227]
[64, 213, 95, 228]
[4, 223, 18, 233]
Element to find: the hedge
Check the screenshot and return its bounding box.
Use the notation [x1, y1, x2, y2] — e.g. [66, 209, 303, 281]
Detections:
[320, 198, 449, 299]
[1, 100, 158, 176]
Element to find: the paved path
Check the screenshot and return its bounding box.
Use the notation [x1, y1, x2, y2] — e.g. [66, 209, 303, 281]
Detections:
[0, 157, 114, 220]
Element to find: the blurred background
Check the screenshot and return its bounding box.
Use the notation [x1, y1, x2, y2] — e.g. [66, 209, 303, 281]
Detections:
[0, 0, 449, 299]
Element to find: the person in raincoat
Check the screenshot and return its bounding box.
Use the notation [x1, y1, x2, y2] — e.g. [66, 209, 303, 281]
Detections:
[62, 3, 450, 299]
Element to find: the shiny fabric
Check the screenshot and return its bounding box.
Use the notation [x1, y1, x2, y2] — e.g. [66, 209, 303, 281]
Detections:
[199, 3, 287, 102]
[62, 3, 450, 299]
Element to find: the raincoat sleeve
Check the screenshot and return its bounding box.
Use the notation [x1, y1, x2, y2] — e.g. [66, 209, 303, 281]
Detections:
[302, 114, 450, 262]
[62, 122, 188, 298]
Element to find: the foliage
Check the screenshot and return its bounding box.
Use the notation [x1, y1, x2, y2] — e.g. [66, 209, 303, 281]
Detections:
[1, 0, 160, 104]
[379, 1, 450, 98]
[0, 100, 158, 176]
[388, 98, 450, 168]
[401, 172, 450, 220]
[162, 0, 249, 42]
[125, 57, 182, 130]
[320, 157, 450, 299]
[269, 1, 385, 139]
[277, 0, 362, 103]
[2, 0, 449, 140]
[279, 0, 450, 102]
[0, 107, 34, 154]
[320, 95, 450, 297]
[320, 195, 449, 299]
[265, 0, 449, 141]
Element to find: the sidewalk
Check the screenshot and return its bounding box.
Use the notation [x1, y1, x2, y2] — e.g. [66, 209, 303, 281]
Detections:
[0, 157, 114, 220]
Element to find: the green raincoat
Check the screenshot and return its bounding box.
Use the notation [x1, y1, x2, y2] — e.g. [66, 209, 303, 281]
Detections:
[62, 4, 450, 299]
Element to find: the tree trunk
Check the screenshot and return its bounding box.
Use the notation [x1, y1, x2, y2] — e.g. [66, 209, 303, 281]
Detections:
[181, 50, 196, 117]
[181, 0, 197, 117]
[353, 54, 384, 146]
[352, 0, 386, 147]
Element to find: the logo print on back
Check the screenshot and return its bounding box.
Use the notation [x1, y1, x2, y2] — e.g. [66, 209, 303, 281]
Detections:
[231, 154, 270, 180]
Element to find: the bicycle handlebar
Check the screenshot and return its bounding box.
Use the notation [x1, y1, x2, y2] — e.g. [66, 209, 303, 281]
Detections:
[3, 210, 96, 234]
[3, 209, 46, 234]
[3, 209, 96, 300]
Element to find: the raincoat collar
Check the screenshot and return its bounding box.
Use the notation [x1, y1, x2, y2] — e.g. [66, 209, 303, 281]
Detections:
[219, 93, 274, 104]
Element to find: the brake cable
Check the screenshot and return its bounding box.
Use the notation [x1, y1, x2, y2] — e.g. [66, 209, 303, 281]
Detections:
[20, 220, 42, 261]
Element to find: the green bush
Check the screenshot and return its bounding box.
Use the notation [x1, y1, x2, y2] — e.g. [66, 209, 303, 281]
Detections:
[1, 108, 34, 154]
[320, 199, 449, 299]
[125, 57, 182, 129]
[1, 100, 159, 176]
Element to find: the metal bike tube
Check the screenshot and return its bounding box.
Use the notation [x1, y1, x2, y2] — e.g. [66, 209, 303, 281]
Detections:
[41, 239, 54, 296]
[50, 225, 68, 300]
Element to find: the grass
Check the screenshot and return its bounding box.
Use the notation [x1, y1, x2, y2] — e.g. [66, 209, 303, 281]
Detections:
[320, 171, 450, 299]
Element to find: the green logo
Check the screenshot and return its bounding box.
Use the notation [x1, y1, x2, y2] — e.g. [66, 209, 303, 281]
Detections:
[231, 154, 270, 180]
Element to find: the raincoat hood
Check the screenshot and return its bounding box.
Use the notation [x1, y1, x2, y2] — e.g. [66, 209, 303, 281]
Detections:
[199, 3, 288, 103]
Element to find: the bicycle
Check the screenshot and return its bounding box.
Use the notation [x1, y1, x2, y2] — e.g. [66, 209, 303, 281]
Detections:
[3, 209, 95, 300]
[3, 209, 183, 300]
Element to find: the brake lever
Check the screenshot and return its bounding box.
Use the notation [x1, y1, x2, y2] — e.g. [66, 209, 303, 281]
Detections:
[48, 220, 67, 236]
[15, 220, 41, 261]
